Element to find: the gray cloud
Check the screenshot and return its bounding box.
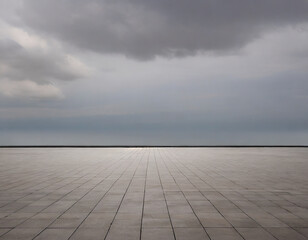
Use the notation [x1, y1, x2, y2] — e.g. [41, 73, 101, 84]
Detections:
[16, 0, 308, 59]
[0, 38, 85, 83]
[0, 79, 64, 100]
[0, 36, 88, 99]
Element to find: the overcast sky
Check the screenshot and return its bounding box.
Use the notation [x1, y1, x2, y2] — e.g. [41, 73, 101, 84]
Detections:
[1, 0, 308, 145]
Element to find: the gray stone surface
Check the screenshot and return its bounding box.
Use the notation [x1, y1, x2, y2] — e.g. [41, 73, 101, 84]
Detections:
[0, 147, 307, 239]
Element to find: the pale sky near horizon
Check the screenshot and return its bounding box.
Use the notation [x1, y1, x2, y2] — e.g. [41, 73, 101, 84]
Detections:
[1, 0, 308, 145]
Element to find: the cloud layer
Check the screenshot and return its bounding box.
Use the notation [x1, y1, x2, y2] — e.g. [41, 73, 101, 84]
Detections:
[0, 21, 88, 99]
[0, 38, 86, 83]
[0, 79, 64, 99]
[0, 0, 308, 144]
[16, 0, 308, 59]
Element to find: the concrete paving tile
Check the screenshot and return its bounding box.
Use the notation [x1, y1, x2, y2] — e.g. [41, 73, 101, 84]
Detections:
[145, 192, 165, 202]
[0, 228, 41, 240]
[34, 228, 75, 240]
[42, 201, 76, 213]
[141, 228, 174, 240]
[206, 228, 244, 240]
[142, 214, 171, 228]
[253, 217, 288, 228]
[165, 191, 186, 201]
[48, 213, 88, 228]
[0, 213, 9, 219]
[79, 213, 115, 229]
[17, 205, 46, 213]
[174, 228, 210, 240]
[112, 213, 142, 228]
[93, 202, 120, 213]
[279, 217, 308, 227]
[190, 202, 219, 213]
[183, 192, 206, 201]
[144, 201, 168, 214]
[105, 226, 140, 240]
[18, 218, 54, 229]
[197, 213, 231, 228]
[222, 213, 260, 228]
[227, 218, 259, 228]
[112, 219, 140, 228]
[167, 201, 194, 214]
[0, 218, 27, 228]
[63, 201, 95, 213]
[202, 192, 226, 201]
[294, 228, 308, 238]
[170, 213, 202, 228]
[0, 214, 34, 221]
[70, 227, 108, 240]
[266, 227, 307, 240]
[236, 228, 276, 240]
[0, 202, 31, 214]
[0, 229, 10, 237]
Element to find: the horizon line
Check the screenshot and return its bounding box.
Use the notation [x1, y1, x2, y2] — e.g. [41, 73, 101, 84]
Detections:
[1, 145, 308, 148]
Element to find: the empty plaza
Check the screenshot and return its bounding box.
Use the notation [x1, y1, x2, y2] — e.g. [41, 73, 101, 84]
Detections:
[0, 148, 307, 240]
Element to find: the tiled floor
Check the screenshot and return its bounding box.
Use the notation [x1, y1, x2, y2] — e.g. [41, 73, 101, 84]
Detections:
[0, 147, 307, 240]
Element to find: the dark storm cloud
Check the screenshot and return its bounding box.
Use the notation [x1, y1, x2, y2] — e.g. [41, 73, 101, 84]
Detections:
[16, 0, 308, 59]
[0, 38, 84, 83]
